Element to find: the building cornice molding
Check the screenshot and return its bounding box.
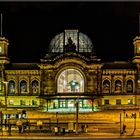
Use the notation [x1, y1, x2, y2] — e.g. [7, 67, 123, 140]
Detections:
[5, 70, 40, 75]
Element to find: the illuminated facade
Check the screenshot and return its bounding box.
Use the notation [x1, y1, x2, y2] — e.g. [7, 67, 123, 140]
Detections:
[0, 29, 140, 113]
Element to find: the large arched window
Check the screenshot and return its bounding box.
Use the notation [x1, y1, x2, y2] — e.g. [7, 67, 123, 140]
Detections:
[126, 80, 133, 93]
[8, 80, 16, 95]
[57, 69, 84, 93]
[115, 80, 122, 93]
[20, 80, 27, 94]
[102, 80, 110, 93]
[31, 80, 39, 94]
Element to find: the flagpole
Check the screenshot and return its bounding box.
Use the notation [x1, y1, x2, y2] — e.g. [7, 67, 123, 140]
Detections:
[138, 13, 140, 35]
[1, 13, 2, 37]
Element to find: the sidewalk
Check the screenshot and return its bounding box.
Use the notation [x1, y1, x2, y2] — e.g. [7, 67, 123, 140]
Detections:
[0, 131, 140, 139]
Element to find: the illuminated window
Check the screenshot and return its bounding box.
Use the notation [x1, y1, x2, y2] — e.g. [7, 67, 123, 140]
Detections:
[32, 80, 39, 94]
[115, 80, 122, 93]
[8, 80, 15, 94]
[59, 99, 66, 108]
[79, 100, 83, 108]
[0, 46, 3, 54]
[9, 100, 14, 105]
[116, 99, 121, 105]
[126, 80, 133, 93]
[0, 46, 2, 53]
[68, 100, 74, 108]
[32, 100, 37, 105]
[128, 99, 133, 104]
[20, 80, 27, 94]
[57, 69, 84, 93]
[103, 80, 110, 93]
[104, 99, 109, 105]
[20, 100, 26, 106]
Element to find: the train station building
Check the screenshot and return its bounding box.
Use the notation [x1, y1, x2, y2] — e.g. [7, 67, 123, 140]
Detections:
[0, 29, 140, 114]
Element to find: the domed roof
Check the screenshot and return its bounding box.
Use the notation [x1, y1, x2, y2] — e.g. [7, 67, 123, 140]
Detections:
[48, 29, 95, 53]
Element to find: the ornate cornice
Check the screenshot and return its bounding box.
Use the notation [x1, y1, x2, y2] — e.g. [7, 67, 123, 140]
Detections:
[5, 70, 40, 75]
[39, 53, 102, 69]
[103, 69, 136, 75]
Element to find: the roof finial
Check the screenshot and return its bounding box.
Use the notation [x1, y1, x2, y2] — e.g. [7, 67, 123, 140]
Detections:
[0, 13, 2, 37]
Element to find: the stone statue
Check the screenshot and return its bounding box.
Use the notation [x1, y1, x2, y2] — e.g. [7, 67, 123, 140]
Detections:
[64, 37, 76, 52]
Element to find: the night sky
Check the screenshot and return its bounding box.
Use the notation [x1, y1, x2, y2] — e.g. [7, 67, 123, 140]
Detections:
[0, 2, 140, 63]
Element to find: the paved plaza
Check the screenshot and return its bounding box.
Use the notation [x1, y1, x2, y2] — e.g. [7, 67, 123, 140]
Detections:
[1, 109, 140, 139]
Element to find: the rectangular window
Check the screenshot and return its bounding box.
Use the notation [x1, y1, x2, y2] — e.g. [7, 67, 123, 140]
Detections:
[128, 99, 133, 104]
[20, 100, 26, 106]
[9, 100, 14, 105]
[116, 99, 121, 105]
[32, 100, 37, 105]
[79, 100, 83, 108]
[68, 100, 74, 108]
[59, 99, 66, 108]
[104, 99, 109, 105]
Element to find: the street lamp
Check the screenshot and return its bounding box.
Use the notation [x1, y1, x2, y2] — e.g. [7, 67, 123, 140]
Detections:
[3, 81, 8, 110]
[75, 98, 79, 134]
[123, 109, 126, 124]
[56, 112, 58, 127]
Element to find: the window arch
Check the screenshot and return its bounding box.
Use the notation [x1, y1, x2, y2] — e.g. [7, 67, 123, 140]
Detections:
[126, 79, 133, 93]
[8, 80, 16, 95]
[102, 80, 110, 93]
[115, 80, 122, 93]
[57, 69, 84, 93]
[20, 80, 27, 94]
[31, 80, 39, 94]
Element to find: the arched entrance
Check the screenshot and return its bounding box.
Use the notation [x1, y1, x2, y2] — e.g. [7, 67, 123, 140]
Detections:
[46, 69, 95, 112]
[57, 69, 84, 93]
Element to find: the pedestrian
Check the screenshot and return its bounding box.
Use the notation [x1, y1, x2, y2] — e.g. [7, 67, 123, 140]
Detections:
[84, 124, 88, 133]
[123, 124, 126, 134]
[8, 124, 11, 135]
[16, 119, 23, 133]
[126, 113, 128, 118]
[37, 120, 43, 130]
[54, 127, 58, 135]
[81, 124, 84, 132]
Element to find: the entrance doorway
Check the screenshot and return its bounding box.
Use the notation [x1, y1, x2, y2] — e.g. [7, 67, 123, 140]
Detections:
[57, 69, 84, 93]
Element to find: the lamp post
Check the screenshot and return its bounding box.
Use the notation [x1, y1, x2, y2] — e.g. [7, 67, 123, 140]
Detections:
[3, 81, 8, 110]
[123, 109, 126, 124]
[75, 98, 79, 134]
[56, 112, 58, 127]
[2, 81, 8, 130]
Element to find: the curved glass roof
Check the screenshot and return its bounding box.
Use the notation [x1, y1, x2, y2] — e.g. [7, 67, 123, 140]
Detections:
[48, 30, 94, 53]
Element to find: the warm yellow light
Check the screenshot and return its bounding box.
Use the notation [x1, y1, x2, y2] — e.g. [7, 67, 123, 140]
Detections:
[3, 81, 8, 84]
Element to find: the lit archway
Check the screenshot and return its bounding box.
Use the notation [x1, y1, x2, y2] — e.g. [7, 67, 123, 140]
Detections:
[57, 69, 84, 93]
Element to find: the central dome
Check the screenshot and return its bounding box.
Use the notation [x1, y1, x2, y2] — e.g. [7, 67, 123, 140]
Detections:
[48, 29, 95, 53]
